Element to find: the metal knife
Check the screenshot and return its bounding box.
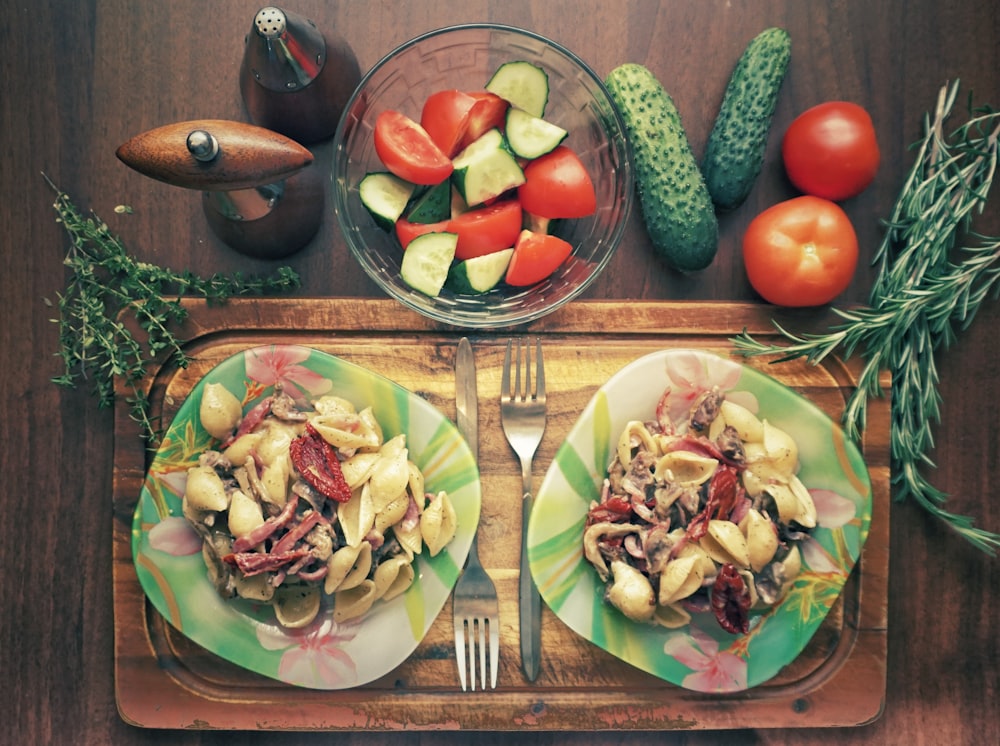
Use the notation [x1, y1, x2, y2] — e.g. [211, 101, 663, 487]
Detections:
[455, 337, 477, 459]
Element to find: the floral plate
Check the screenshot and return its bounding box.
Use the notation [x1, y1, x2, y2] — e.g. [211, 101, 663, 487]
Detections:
[131, 345, 480, 689]
[526, 349, 871, 692]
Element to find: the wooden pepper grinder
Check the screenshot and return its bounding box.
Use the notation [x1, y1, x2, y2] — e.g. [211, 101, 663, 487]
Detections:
[239, 6, 362, 145]
[116, 119, 323, 259]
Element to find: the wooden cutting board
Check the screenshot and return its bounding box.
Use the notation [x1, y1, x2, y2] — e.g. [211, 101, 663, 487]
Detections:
[111, 298, 889, 731]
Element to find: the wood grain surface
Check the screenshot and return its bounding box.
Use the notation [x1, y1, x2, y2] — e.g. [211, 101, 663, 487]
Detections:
[3, 1, 998, 745]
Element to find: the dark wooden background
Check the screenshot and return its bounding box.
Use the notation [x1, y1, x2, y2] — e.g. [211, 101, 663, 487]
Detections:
[2, 1, 997, 744]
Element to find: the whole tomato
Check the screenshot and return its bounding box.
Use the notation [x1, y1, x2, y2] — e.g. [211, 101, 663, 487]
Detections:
[782, 102, 879, 201]
[742, 195, 859, 307]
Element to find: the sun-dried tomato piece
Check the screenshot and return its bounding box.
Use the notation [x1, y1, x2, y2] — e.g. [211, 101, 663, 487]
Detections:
[289, 424, 352, 503]
[710, 562, 751, 634]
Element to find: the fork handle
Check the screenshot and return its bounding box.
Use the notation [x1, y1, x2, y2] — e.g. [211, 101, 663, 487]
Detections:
[519, 486, 542, 682]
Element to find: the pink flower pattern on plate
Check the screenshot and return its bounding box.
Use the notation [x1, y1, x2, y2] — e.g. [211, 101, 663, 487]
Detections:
[256, 612, 363, 688]
[662, 351, 758, 425]
[148, 516, 202, 556]
[244, 345, 333, 403]
[664, 624, 748, 693]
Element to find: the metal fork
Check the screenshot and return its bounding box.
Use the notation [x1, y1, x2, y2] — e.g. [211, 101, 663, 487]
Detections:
[500, 337, 547, 681]
[452, 337, 500, 691]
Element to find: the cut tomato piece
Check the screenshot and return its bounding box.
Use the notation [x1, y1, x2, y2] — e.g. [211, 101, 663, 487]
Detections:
[505, 229, 573, 286]
[395, 217, 450, 249]
[420, 89, 478, 158]
[518, 145, 597, 218]
[373, 110, 453, 185]
[448, 199, 523, 261]
[459, 91, 509, 149]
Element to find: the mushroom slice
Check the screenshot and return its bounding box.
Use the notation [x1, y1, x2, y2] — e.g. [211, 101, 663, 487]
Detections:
[658, 554, 704, 606]
[655, 450, 718, 487]
[272, 584, 321, 629]
[739, 508, 779, 572]
[700, 519, 751, 569]
[582, 522, 636, 581]
[617, 420, 658, 470]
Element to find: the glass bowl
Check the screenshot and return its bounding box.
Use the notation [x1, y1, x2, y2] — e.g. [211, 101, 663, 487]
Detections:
[332, 24, 633, 329]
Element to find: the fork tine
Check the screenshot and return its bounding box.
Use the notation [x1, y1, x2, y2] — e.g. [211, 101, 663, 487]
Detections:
[489, 616, 500, 688]
[476, 619, 488, 690]
[501, 339, 513, 402]
[455, 619, 468, 691]
[534, 338, 544, 400]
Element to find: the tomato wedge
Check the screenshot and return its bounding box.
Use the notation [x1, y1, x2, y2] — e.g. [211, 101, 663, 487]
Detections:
[420, 89, 478, 158]
[449, 200, 523, 260]
[395, 218, 450, 249]
[459, 91, 509, 149]
[373, 110, 453, 185]
[518, 146, 597, 218]
[505, 229, 573, 286]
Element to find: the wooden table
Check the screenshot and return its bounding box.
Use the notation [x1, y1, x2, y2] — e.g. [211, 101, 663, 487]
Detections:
[3, 1, 998, 744]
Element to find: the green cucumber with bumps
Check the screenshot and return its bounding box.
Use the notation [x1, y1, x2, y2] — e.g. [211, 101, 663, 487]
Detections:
[701, 27, 791, 211]
[604, 63, 719, 272]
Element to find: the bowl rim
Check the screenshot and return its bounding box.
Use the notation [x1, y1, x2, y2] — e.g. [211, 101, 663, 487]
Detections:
[331, 22, 634, 329]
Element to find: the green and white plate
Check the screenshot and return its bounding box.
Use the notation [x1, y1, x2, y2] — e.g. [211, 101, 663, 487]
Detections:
[131, 344, 480, 689]
[527, 348, 871, 692]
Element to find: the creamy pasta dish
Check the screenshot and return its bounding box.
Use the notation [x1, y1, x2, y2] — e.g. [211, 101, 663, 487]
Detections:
[582, 386, 815, 634]
[182, 381, 458, 629]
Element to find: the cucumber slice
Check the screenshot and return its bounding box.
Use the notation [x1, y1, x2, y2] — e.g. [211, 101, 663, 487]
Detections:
[505, 108, 567, 159]
[359, 172, 415, 231]
[486, 61, 549, 117]
[399, 231, 458, 297]
[451, 128, 525, 206]
[447, 248, 514, 294]
[406, 180, 452, 224]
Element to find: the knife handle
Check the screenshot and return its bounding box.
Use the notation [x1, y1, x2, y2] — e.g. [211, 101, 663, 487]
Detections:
[519, 490, 542, 681]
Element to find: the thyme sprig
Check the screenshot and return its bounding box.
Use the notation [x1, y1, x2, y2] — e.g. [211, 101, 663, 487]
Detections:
[732, 81, 1000, 555]
[45, 176, 301, 443]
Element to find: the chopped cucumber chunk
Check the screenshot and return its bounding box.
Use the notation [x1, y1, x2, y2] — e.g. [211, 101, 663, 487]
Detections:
[400, 231, 458, 297]
[505, 108, 567, 159]
[486, 60, 549, 117]
[359, 172, 416, 231]
[451, 128, 525, 206]
[447, 248, 514, 294]
[406, 180, 452, 224]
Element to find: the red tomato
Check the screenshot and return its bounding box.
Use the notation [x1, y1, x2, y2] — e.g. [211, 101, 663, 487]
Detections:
[742, 196, 859, 307]
[449, 200, 523, 260]
[420, 89, 477, 158]
[373, 110, 453, 185]
[518, 146, 597, 219]
[782, 102, 880, 201]
[505, 230, 573, 286]
[395, 218, 450, 249]
[459, 91, 508, 149]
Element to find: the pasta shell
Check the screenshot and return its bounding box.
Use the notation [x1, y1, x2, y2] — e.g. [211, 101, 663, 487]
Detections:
[674, 537, 718, 582]
[617, 420, 658, 470]
[325, 542, 368, 594]
[372, 555, 415, 601]
[333, 579, 377, 622]
[260, 459, 290, 508]
[655, 451, 718, 486]
[374, 492, 411, 535]
[701, 519, 751, 569]
[607, 560, 656, 622]
[720, 400, 764, 443]
[185, 464, 230, 512]
[199, 383, 243, 440]
[254, 421, 299, 467]
[273, 584, 321, 629]
[740, 508, 779, 572]
[762, 483, 801, 525]
[233, 571, 275, 602]
[393, 511, 423, 559]
[420, 491, 457, 556]
[339, 483, 375, 547]
[657, 554, 704, 606]
[340, 542, 374, 591]
[789, 475, 818, 528]
[761, 420, 798, 474]
[406, 461, 425, 504]
[227, 488, 264, 539]
[369, 441, 410, 511]
[313, 395, 357, 416]
[653, 602, 691, 629]
[222, 431, 262, 466]
[309, 413, 372, 451]
[340, 452, 379, 489]
[356, 407, 384, 452]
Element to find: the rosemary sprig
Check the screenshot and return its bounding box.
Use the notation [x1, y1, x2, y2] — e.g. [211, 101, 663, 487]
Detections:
[45, 176, 301, 443]
[732, 81, 1000, 555]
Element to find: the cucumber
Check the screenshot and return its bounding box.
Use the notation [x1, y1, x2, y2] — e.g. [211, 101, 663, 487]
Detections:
[485, 61, 549, 117]
[359, 172, 416, 231]
[605, 64, 719, 272]
[504, 107, 567, 159]
[406, 180, 452, 224]
[447, 248, 514, 294]
[451, 128, 525, 206]
[701, 27, 791, 211]
[399, 231, 458, 297]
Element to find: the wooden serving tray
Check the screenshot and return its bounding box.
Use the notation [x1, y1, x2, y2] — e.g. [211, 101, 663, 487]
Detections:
[111, 298, 890, 731]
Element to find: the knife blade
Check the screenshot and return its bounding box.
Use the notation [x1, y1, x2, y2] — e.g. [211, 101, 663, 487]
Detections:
[455, 337, 477, 460]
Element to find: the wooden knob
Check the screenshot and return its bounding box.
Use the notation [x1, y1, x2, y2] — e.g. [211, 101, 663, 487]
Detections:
[115, 119, 314, 191]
